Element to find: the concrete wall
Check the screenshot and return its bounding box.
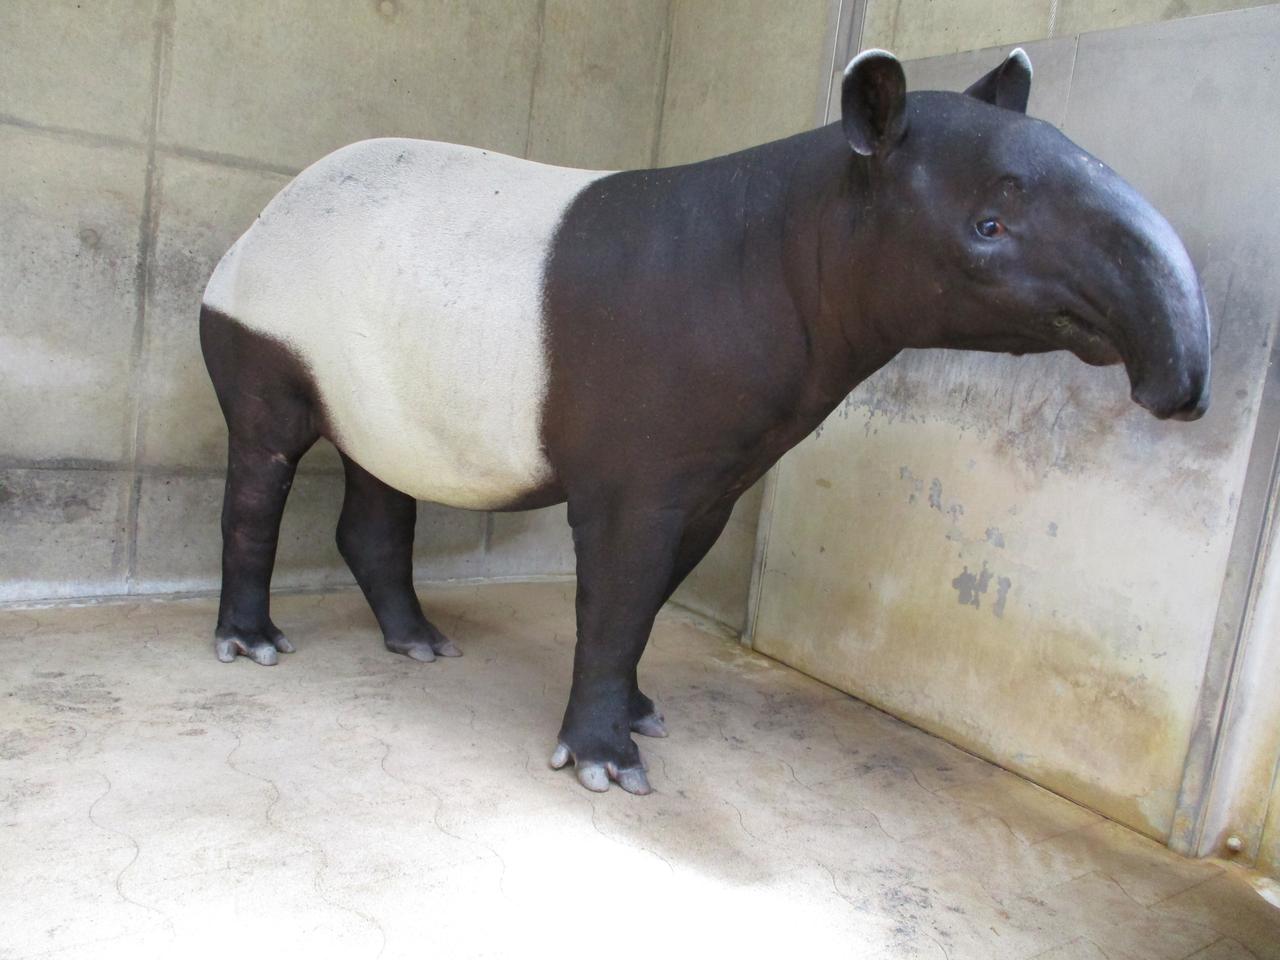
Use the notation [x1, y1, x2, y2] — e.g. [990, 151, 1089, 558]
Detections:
[1, 0, 673, 604]
[655, 0, 833, 165]
[749, 6, 1280, 846]
[861, 0, 1273, 59]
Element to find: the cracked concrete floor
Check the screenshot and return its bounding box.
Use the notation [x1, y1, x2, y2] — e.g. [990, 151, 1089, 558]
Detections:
[2, 582, 1278, 960]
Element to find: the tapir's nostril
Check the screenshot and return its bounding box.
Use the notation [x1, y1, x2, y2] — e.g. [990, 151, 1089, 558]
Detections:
[1167, 386, 1210, 422]
[1135, 378, 1210, 422]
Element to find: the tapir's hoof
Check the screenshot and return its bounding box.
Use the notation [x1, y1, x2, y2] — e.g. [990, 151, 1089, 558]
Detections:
[391, 641, 435, 663]
[550, 743, 652, 796]
[433, 638, 462, 657]
[631, 709, 668, 739]
[385, 625, 460, 663]
[214, 627, 294, 666]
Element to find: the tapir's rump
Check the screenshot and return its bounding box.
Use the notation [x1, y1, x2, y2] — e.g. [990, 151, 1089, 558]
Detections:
[203, 138, 607, 510]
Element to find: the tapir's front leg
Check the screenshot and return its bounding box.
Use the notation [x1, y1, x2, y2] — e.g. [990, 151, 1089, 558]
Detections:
[626, 501, 738, 740]
[550, 498, 686, 794]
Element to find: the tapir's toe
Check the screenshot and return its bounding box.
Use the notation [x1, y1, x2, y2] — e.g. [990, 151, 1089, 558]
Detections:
[432, 637, 462, 657]
[549, 742, 652, 795]
[613, 765, 652, 794]
[384, 622, 460, 663]
[631, 709, 668, 738]
[214, 626, 294, 666]
[273, 636, 295, 654]
[402, 644, 436, 662]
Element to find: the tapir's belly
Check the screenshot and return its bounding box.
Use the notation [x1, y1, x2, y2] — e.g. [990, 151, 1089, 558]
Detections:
[203, 139, 607, 509]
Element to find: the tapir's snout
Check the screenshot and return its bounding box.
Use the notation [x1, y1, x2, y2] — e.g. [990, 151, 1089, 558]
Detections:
[1163, 346, 1211, 421]
[1076, 171, 1212, 424]
[1168, 385, 1210, 421]
[1122, 270, 1211, 422]
[1135, 367, 1210, 421]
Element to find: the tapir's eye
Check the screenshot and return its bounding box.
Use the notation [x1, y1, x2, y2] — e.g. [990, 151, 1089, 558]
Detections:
[975, 218, 1007, 239]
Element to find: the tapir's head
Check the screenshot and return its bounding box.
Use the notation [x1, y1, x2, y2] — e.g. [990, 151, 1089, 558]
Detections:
[842, 48, 1210, 420]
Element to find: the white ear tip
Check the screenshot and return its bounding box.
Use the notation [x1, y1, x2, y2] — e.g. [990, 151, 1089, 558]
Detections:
[1008, 47, 1033, 77]
[845, 48, 897, 76]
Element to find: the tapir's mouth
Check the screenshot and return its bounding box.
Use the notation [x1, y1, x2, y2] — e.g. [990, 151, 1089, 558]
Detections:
[1040, 310, 1123, 367]
[1050, 306, 1210, 421]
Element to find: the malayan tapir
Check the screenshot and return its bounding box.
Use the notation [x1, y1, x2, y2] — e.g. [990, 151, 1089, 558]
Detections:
[200, 49, 1210, 795]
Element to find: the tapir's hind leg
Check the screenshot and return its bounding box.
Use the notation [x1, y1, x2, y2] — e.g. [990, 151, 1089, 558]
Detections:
[336, 453, 460, 662]
[201, 307, 319, 666]
[213, 435, 312, 664]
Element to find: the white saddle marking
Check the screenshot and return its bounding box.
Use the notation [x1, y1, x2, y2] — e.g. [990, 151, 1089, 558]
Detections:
[204, 138, 607, 509]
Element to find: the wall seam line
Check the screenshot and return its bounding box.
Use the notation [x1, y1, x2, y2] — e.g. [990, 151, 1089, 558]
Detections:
[1173, 319, 1280, 857]
[648, 0, 676, 167]
[0, 575, 577, 612]
[819, 0, 870, 126]
[0, 113, 307, 180]
[0, 459, 345, 478]
[156, 142, 302, 178]
[0, 113, 146, 151]
[522, 0, 548, 160]
[743, 465, 781, 648]
[1060, 35, 1080, 129]
[124, 0, 174, 594]
[1205, 433, 1280, 857]
[819, 0, 846, 127]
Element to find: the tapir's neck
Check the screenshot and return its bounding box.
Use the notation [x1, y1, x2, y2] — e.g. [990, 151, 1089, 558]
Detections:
[545, 126, 926, 487]
[689, 124, 907, 416]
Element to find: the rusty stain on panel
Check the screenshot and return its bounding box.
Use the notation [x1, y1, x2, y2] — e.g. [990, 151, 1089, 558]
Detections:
[950, 562, 992, 608]
[993, 576, 1013, 617]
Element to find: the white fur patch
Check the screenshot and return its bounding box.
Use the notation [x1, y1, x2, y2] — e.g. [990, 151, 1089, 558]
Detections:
[845, 48, 897, 76]
[204, 139, 607, 509]
[1008, 47, 1033, 79]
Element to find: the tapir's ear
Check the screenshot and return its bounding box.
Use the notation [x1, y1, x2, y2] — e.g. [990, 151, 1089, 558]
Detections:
[964, 47, 1033, 113]
[842, 49, 908, 158]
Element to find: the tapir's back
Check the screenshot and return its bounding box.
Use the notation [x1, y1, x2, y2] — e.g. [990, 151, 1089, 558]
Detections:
[203, 138, 607, 509]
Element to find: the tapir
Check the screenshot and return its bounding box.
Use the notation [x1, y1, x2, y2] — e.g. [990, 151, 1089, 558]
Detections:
[200, 49, 1210, 795]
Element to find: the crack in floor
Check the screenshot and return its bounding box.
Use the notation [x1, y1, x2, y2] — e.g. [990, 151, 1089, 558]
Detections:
[337, 711, 512, 899]
[85, 769, 176, 942]
[222, 727, 389, 958]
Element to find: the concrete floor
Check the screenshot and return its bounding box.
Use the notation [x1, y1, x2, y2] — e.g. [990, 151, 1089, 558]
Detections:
[2, 582, 1278, 960]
